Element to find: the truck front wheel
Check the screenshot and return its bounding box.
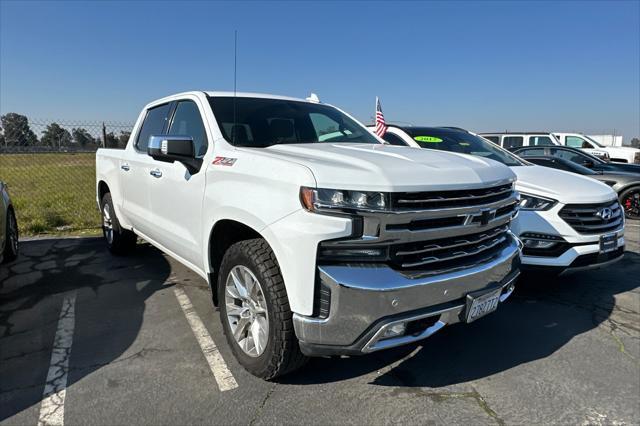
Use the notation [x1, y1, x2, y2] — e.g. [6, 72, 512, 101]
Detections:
[218, 238, 307, 379]
[100, 193, 137, 255]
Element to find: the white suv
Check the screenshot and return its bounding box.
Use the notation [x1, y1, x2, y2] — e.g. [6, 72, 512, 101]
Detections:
[372, 125, 626, 275]
[553, 132, 640, 164]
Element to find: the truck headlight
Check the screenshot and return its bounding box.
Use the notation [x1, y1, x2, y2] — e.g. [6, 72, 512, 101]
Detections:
[518, 193, 557, 211]
[300, 187, 389, 212]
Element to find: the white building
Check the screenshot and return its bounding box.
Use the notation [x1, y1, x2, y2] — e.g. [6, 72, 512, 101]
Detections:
[587, 134, 624, 147]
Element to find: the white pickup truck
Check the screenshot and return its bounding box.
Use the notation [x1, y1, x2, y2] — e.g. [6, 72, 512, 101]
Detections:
[553, 133, 640, 164]
[96, 91, 521, 379]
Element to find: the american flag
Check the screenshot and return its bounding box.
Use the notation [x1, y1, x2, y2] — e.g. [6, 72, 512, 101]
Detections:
[374, 97, 387, 137]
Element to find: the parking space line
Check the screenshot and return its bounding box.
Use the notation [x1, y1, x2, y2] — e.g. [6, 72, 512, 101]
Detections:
[174, 287, 238, 392]
[38, 292, 77, 426]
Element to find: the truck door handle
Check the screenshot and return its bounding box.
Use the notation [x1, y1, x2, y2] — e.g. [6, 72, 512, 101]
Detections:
[121, 164, 130, 171]
[150, 169, 163, 178]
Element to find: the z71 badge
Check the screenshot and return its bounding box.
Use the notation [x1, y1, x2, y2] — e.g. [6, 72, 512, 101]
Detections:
[212, 157, 237, 166]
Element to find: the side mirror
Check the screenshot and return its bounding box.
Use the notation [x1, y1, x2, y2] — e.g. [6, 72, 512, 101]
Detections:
[148, 135, 203, 174]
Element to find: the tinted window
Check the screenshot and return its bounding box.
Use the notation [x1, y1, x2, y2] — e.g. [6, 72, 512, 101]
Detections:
[517, 148, 546, 157]
[208, 97, 379, 147]
[529, 158, 564, 170]
[483, 136, 500, 144]
[503, 136, 523, 149]
[382, 132, 408, 146]
[403, 128, 525, 166]
[136, 103, 171, 151]
[548, 148, 599, 173]
[529, 136, 554, 146]
[168, 100, 208, 157]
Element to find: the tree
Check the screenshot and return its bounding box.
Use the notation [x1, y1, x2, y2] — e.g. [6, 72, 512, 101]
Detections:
[72, 128, 95, 147]
[118, 131, 131, 148]
[630, 138, 640, 148]
[1, 113, 38, 146]
[41, 123, 72, 148]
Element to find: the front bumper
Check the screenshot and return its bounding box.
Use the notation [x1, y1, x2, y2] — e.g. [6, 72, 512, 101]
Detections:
[513, 207, 625, 272]
[293, 234, 521, 356]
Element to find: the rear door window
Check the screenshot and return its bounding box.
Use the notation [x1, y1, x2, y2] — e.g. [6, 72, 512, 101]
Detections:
[483, 136, 500, 144]
[136, 103, 171, 151]
[529, 136, 554, 146]
[503, 136, 524, 149]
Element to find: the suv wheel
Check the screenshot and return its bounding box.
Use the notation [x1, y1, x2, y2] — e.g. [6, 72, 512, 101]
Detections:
[218, 238, 307, 379]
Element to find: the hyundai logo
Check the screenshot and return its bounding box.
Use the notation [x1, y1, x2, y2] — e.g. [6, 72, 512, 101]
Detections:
[596, 207, 613, 220]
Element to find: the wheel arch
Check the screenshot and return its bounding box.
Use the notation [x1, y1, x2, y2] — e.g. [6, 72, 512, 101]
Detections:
[98, 180, 110, 203]
[207, 219, 264, 306]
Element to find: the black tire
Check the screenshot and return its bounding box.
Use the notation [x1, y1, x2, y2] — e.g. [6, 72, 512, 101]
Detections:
[218, 238, 307, 379]
[619, 186, 640, 220]
[2, 208, 18, 263]
[101, 193, 137, 255]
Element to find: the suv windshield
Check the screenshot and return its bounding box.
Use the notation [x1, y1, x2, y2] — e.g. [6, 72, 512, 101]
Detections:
[208, 97, 379, 147]
[404, 128, 526, 167]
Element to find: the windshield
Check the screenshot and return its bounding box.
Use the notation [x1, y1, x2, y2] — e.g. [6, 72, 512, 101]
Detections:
[404, 128, 526, 167]
[208, 97, 379, 147]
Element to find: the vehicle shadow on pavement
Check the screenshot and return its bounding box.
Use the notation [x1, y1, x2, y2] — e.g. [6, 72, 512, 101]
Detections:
[282, 251, 640, 387]
[0, 238, 171, 422]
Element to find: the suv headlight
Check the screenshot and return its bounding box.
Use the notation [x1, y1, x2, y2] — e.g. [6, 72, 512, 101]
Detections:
[519, 193, 557, 211]
[300, 187, 389, 212]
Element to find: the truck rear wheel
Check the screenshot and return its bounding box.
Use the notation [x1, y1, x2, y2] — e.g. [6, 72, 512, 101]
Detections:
[101, 193, 137, 255]
[218, 238, 307, 379]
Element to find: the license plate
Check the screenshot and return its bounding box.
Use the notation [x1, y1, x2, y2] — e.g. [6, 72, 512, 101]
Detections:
[599, 232, 617, 253]
[465, 288, 501, 323]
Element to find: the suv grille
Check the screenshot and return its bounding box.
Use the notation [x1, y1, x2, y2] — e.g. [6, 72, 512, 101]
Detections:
[559, 201, 623, 234]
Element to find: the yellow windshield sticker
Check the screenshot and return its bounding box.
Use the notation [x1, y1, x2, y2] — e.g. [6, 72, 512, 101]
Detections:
[459, 142, 470, 146]
[414, 136, 442, 143]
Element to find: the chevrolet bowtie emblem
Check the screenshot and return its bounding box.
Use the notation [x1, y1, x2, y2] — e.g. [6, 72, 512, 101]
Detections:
[462, 208, 497, 226]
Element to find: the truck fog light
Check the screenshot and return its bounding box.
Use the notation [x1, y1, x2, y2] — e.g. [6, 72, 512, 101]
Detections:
[382, 323, 406, 339]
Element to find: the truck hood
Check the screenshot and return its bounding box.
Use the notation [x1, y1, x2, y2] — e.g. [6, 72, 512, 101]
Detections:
[259, 143, 515, 192]
[511, 165, 616, 204]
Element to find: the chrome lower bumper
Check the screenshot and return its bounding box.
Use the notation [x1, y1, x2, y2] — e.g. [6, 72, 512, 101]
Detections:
[293, 234, 521, 356]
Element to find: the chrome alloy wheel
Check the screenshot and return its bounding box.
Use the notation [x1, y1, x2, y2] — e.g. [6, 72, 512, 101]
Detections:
[225, 265, 269, 357]
[102, 203, 114, 244]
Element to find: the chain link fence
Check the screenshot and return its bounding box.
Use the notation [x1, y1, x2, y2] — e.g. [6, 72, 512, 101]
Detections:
[0, 114, 134, 235]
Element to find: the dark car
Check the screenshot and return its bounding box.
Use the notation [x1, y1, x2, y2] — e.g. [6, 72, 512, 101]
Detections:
[517, 155, 640, 220]
[512, 145, 640, 174]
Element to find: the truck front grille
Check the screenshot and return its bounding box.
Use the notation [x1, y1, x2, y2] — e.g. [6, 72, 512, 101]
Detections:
[391, 184, 513, 210]
[318, 183, 519, 272]
[390, 224, 510, 269]
[559, 201, 623, 234]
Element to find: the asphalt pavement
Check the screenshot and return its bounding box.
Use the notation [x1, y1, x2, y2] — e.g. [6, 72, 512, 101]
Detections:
[1, 225, 639, 425]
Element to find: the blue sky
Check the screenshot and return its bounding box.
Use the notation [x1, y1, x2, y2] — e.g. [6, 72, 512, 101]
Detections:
[1, 1, 639, 138]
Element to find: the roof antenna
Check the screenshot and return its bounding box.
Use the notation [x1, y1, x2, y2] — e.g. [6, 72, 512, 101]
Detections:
[232, 30, 238, 145]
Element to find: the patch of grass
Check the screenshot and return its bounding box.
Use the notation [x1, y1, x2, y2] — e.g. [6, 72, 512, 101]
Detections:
[0, 153, 101, 235]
